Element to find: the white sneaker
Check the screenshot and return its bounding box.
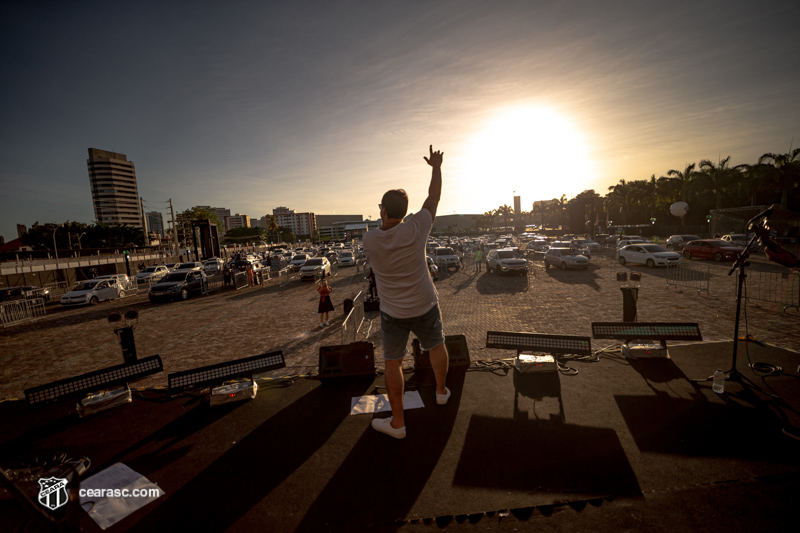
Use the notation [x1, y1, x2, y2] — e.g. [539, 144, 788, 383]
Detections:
[319, 322, 324, 327]
[436, 387, 451, 405]
[371, 417, 406, 439]
[325, 321, 330, 326]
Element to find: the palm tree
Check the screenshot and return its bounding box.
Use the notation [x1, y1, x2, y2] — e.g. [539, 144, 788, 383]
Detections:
[606, 180, 632, 225]
[267, 216, 279, 243]
[698, 156, 748, 210]
[483, 210, 496, 229]
[665, 163, 699, 225]
[758, 148, 800, 208]
[557, 195, 568, 230]
[496, 204, 513, 229]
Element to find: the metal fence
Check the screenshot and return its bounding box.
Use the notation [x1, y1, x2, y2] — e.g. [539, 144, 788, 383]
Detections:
[121, 278, 138, 297]
[206, 273, 225, 293]
[233, 272, 249, 290]
[740, 270, 800, 311]
[666, 264, 711, 293]
[1, 298, 46, 328]
[43, 281, 70, 302]
[340, 291, 365, 345]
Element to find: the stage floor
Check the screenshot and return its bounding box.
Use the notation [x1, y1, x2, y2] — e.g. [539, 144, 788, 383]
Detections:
[1, 340, 799, 532]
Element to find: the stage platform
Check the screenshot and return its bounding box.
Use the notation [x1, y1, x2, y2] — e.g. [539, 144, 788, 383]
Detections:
[1, 340, 799, 532]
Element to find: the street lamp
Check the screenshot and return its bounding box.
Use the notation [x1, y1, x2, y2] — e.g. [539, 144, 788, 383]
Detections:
[77, 232, 86, 250]
[52, 224, 61, 261]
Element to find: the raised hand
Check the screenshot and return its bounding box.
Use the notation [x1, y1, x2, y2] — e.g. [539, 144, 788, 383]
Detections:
[423, 145, 443, 168]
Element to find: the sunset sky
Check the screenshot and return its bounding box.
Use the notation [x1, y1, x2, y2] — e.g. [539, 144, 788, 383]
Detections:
[1, 0, 798, 240]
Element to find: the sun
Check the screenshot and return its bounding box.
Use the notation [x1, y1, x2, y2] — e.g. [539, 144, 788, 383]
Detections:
[456, 105, 595, 214]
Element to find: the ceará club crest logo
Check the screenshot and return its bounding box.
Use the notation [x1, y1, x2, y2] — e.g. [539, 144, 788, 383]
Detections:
[38, 477, 69, 511]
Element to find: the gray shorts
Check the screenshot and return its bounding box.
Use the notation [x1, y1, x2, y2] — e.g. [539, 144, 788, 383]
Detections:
[380, 304, 445, 361]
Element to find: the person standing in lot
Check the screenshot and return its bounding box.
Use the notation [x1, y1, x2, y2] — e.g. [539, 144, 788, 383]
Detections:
[475, 247, 482, 272]
[316, 279, 334, 327]
[363, 145, 450, 440]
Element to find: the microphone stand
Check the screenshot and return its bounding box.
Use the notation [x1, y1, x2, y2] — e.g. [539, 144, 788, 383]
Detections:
[692, 209, 779, 399]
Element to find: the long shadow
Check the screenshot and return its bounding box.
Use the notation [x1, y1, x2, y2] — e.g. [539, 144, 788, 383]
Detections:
[475, 271, 528, 294]
[293, 368, 468, 531]
[452, 368, 640, 500]
[542, 267, 601, 291]
[128, 377, 374, 532]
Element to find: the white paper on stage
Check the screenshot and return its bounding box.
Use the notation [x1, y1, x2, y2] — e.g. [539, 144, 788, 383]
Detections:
[78, 463, 165, 530]
[350, 390, 425, 415]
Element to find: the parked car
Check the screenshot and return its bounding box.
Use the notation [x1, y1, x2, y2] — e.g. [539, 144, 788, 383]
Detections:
[433, 247, 461, 271]
[615, 237, 648, 250]
[60, 279, 123, 306]
[299, 257, 331, 280]
[325, 252, 339, 265]
[289, 254, 309, 271]
[544, 247, 590, 270]
[617, 244, 681, 267]
[148, 270, 207, 302]
[721, 234, 758, 249]
[0, 286, 51, 303]
[426, 256, 439, 281]
[174, 262, 204, 272]
[164, 262, 181, 271]
[203, 258, 224, 274]
[666, 234, 702, 251]
[338, 251, 356, 267]
[95, 273, 133, 290]
[486, 248, 529, 275]
[135, 265, 169, 284]
[572, 238, 601, 253]
[682, 240, 743, 262]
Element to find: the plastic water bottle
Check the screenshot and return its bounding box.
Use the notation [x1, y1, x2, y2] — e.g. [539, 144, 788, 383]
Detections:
[712, 369, 725, 394]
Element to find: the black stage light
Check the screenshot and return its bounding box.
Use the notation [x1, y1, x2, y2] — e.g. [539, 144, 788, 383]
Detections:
[24, 356, 163, 406]
[486, 331, 592, 373]
[591, 322, 702, 359]
[168, 351, 286, 394]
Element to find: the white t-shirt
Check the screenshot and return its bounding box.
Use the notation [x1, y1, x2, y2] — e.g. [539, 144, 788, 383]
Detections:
[363, 209, 438, 319]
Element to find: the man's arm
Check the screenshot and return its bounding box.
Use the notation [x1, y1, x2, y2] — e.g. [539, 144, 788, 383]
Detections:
[421, 145, 443, 221]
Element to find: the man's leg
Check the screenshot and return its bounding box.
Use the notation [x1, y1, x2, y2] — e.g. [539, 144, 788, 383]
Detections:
[384, 358, 406, 429]
[428, 342, 449, 395]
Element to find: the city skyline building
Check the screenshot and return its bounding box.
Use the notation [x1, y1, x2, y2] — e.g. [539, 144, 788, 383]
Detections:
[224, 213, 250, 231]
[146, 211, 165, 237]
[86, 148, 142, 227]
[273, 207, 316, 237]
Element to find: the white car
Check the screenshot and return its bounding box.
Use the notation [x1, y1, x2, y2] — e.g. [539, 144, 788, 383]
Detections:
[433, 247, 461, 271]
[299, 257, 331, 280]
[338, 251, 356, 266]
[290, 254, 309, 271]
[60, 279, 124, 306]
[486, 248, 528, 275]
[617, 244, 681, 267]
[544, 247, 590, 270]
[135, 265, 169, 283]
[615, 237, 648, 250]
[95, 273, 133, 290]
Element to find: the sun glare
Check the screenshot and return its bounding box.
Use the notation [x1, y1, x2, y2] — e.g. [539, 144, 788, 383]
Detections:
[457, 105, 595, 213]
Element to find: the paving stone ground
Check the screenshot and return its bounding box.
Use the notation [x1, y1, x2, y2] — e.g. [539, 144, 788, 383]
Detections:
[1, 254, 798, 400]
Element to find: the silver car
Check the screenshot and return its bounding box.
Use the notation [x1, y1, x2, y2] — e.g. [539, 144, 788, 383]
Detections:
[544, 247, 589, 270]
[486, 248, 528, 275]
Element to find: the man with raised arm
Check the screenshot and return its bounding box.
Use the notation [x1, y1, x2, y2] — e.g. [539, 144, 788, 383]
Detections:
[363, 145, 450, 439]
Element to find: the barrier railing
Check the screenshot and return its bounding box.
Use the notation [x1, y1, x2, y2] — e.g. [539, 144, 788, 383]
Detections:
[340, 291, 365, 345]
[43, 281, 70, 302]
[206, 273, 225, 293]
[1, 298, 46, 328]
[739, 270, 800, 312]
[121, 278, 138, 297]
[666, 264, 710, 294]
[233, 272, 249, 290]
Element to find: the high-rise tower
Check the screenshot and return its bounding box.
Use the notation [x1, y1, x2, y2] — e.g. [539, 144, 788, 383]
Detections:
[86, 148, 142, 227]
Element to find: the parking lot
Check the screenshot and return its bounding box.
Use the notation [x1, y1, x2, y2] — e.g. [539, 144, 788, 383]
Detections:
[1, 254, 798, 401]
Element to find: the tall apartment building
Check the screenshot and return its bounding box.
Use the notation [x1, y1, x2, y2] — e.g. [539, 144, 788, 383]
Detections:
[193, 206, 231, 224]
[146, 211, 165, 237]
[86, 148, 142, 227]
[273, 207, 316, 237]
[316, 214, 363, 240]
[224, 214, 250, 231]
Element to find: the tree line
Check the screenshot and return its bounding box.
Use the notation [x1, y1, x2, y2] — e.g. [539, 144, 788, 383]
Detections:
[476, 147, 799, 230]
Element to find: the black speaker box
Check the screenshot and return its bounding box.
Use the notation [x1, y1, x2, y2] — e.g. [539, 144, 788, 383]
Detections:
[343, 298, 354, 315]
[318, 341, 376, 381]
[363, 298, 380, 312]
[412, 334, 470, 369]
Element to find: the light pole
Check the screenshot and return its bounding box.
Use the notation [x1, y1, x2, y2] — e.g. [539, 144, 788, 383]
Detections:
[52, 224, 61, 261]
[77, 232, 86, 249]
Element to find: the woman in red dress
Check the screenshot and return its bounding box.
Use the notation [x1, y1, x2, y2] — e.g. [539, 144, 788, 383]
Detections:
[316, 279, 334, 327]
